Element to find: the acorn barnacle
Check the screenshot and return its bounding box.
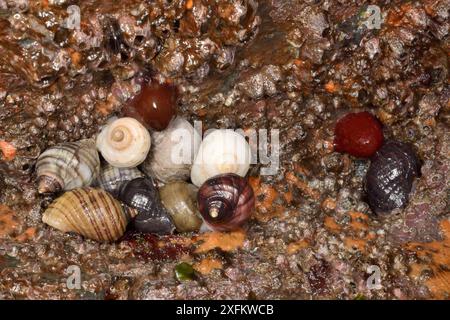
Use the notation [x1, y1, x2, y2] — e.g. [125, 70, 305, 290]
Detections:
[117, 177, 175, 235]
[96, 117, 151, 168]
[197, 173, 255, 232]
[190, 129, 252, 187]
[142, 116, 201, 183]
[42, 188, 137, 242]
[365, 140, 421, 214]
[36, 139, 100, 194]
[122, 81, 177, 131]
[334, 111, 383, 158]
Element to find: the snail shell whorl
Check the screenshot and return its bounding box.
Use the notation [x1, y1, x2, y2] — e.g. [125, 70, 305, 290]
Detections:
[96, 117, 151, 168]
[142, 117, 201, 183]
[36, 139, 100, 194]
[117, 177, 176, 235]
[190, 129, 251, 187]
[42, 188, 137, 242]
[159, 181, 202, 233]
[197, 173, 255, 232]
[96, 164, 144, 197]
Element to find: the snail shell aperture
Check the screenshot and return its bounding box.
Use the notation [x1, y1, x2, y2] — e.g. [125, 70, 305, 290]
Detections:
[117, 177, 176, 235]
[190, 129, 252, 187]
[36, 139, 100, 194]
[142, 117, 201, 183]
[42, 188, 137, 242]
[159, 181, 202, 233]
[197, 173, 255, 232]
[95, 164, 144, 197]
[96, 117, 151, 168]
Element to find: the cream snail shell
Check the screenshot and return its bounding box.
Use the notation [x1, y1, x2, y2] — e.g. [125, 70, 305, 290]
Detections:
[142, 117, 201, 183]
[36, 139, 100, 194]
[159, 181, 202, 233]
[96, 117, 151, 168]
[190, 129, 252, 187]
[42, 188, 138, 242]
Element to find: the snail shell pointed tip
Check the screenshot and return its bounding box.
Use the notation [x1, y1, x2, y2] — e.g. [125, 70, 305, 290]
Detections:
[37, 175, 63, 194]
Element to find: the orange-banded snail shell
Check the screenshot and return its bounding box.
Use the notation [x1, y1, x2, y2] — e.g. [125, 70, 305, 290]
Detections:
[96, 117, 151, 168]
[36, 139, 100, 194]
[42, 188, 137, 242]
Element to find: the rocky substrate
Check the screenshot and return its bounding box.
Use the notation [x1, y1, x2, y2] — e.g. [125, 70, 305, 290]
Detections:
[0, 0, 449, 299]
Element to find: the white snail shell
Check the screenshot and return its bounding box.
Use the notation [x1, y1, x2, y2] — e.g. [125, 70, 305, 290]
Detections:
[42, 188, 137, 242]
[142, 117, 201, 183]
[190, 129, 252, 187]
[36, 139, 100, 194]
[96, 117, 151, 168]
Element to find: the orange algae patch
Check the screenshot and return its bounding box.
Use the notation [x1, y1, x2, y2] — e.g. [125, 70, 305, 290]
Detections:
[286, 239, 310, 254]
[194, 258, 223, 275]
[193, 229, 246, 253]
[0, 141, 16, 161]
[405, 220, 450, 299]
[249, 176, 284, 222]
[285, 172, 320, 200]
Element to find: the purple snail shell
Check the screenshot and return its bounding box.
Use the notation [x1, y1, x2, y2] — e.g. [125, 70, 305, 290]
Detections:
[117, 177, 175, 235]
[197, 173, 255, 232]
[365, 140, 421, 214]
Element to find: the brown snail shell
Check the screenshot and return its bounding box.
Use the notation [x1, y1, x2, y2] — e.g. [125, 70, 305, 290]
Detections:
[36, 139, 100, 194]
[197, 173, 255, 232]
[95, 164, 144, 197]
[159, 181, 202, 233]
[141, 117, 201, 183]
[42, 188, 137, 242]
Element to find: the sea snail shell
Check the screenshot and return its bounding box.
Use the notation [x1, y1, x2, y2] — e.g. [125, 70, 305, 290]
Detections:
[117, 177, 176, 235]
[197, 173, 255, 232]
[190, 129, 252, 187]
[96, 117, 151, 168]
[159, 181, 202, 233]
[365, 140, 421, 214]
[95, 164, 144, 197]
[36, 139, 100, 194]
[142, 117, 201, 183]
[42, 188, 137, 242]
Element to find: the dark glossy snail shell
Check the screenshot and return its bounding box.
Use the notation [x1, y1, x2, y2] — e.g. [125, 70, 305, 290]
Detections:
[197, 173, 255, 232]
[117, 177, 175, 235]
[122, 81, 177, 131]
[365, 140, 421, 214]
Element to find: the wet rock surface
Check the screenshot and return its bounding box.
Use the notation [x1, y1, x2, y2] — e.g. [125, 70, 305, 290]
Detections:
[0, 0, 449, 299]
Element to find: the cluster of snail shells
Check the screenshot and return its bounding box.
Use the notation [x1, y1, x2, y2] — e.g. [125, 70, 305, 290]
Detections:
[36, 112, 255, 241]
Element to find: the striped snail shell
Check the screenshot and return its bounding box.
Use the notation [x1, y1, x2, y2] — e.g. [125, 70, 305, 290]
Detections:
[96, 117, 151, 168]
[42, 188, 138, 242]
[142, 117, 201, 183]
[117, 177, 176, 235]
[190, 129, 252, 187]
[159, 181, 202, 233]
[36, 139, 100, 194]
[197, 173, 255, 232]
[95, 164, 144, 197]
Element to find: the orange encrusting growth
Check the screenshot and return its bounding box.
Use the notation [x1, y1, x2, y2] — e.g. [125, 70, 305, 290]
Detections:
[405, 220, 450, 299]
[193, 229, 246, 253]
[194, 258, 223, 275]
[0, 140, 16, 161]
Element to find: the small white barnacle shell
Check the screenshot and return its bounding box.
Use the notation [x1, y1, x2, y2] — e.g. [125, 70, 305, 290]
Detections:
[142, 116, 201, 183]
[96, 117, 151, 168]
[190, 129, 252, 187]
[36, 138, 100, 194]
